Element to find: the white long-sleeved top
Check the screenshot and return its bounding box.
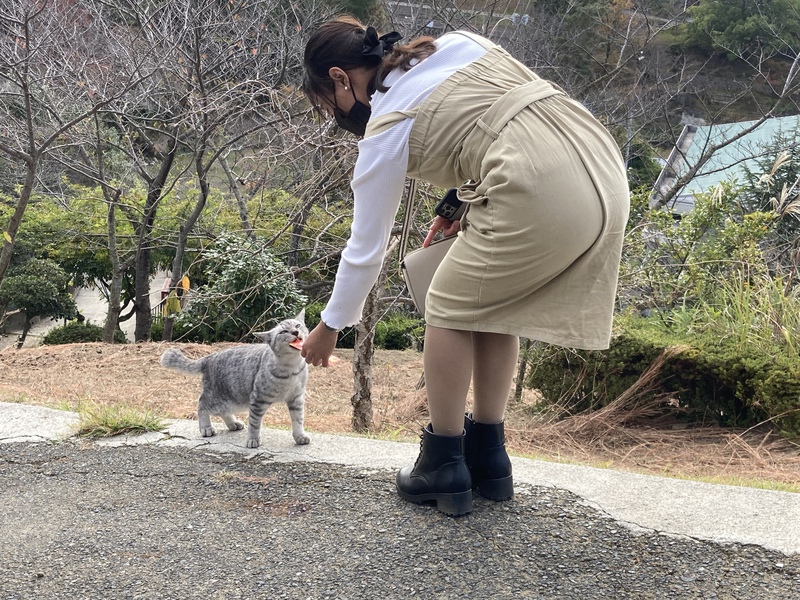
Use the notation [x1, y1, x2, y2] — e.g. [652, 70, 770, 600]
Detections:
[320, 33, 488, 329]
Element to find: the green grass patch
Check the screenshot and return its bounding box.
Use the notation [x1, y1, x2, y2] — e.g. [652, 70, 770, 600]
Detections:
[676, 473, 800, 494]
[0, 392, 32, 404]
[76, 402, 165, 438]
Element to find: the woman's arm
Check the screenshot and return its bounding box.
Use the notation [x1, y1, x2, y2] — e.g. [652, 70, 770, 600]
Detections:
[319, 125, 411, 330]
[301, 123, 412, 367]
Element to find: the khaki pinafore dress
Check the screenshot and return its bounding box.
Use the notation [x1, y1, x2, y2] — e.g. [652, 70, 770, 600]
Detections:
[366, 32, 630, 350]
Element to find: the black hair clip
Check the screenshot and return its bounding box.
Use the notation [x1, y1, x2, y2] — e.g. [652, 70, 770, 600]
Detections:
[361, 26, 402, 61]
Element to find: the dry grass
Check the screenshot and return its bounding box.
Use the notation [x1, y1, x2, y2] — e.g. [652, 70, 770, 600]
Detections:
[1, 341, 798, 489]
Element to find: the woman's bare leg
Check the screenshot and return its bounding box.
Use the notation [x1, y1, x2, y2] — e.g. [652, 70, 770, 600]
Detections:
[423, 325, 473, 435]
[423, 326, 519, 432]
[471, 331, 519, 423]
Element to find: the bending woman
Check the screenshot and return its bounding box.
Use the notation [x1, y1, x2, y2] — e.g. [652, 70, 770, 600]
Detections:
[300, 18, 630, 516]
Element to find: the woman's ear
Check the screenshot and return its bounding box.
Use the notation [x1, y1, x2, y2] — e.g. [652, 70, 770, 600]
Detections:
[328, 67, 350, 89]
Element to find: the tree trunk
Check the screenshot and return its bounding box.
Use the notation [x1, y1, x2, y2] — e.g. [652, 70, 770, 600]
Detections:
[133, 244, 154, 342]
[0, 162, 36, 286]
[162, 315, 175, 342]
[514, 338, 533, 402]
[16, 317, 32, 350]
[349, 233, 398, 432]
[351, 284, 379, 432]
[350, 245, 396, 431]
[219, 154, 254, 240]
[133, 135, 178, 342]
[103, 193, 124, 343]
[288, 199, 311, 268]
[162, 150, 212, 342]
[104, 274, 124, 343]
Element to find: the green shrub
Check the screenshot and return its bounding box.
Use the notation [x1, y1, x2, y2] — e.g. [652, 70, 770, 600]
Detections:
[375, 313, 424, 350]
[526, 314, 800, 436]
[165, 298, 424, 351]
[174, 234, 307, 343]
[304, 302, 324, 329]
[0, 258, 77, 325]
[42, 321, 127, 345]
[150, 318, 163, 342]
[305, 303, 423, 351]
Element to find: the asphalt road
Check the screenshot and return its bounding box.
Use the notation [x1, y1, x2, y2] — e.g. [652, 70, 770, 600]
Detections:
[1, 403, 799, 599]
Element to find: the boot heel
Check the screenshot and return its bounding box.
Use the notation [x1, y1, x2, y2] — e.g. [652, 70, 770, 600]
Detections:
[396, 424, 473, 517]
[464, 414, 514, 502]
[477, 476, 514, 501]
[436, 490, 473, 516]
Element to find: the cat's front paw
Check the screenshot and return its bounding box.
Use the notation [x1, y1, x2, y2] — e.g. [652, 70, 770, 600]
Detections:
[227, 419, 245, 431]
[293, 433, 311, 445]
[246, 437, 261, 448]
[200, 426, 216, 437]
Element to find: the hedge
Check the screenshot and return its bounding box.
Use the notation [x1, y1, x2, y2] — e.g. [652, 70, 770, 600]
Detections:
[526, 316, 800, 437]
[42, 321, 128, 345]
[154, 302, 424, 351]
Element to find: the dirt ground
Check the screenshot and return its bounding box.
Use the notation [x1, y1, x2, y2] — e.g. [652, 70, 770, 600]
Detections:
[1, 342, 798, 488]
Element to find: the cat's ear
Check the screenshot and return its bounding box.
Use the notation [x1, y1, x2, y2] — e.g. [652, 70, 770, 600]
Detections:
[254, 331, 272, 344]
[294, 308, 306, 323]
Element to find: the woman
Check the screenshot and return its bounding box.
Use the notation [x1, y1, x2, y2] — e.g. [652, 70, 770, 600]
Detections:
[300, 18, 630, 516]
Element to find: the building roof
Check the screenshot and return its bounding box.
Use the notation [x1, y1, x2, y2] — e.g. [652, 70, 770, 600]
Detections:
[652, 115, 800, 214]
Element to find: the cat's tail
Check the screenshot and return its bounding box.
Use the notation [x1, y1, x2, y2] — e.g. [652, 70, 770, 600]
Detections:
[159, 348, 203, 374]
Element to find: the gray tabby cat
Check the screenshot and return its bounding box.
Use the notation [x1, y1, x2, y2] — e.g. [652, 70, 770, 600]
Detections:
[159, 312, 309, 448]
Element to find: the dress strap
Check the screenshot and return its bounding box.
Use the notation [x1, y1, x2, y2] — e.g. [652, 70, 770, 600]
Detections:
[364, 108, 418, 138]
[476, 79, 565, 141]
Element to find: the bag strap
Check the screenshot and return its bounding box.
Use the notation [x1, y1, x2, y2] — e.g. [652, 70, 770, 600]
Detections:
[398, 178, 418, 262]
[388, 30, 497, 260]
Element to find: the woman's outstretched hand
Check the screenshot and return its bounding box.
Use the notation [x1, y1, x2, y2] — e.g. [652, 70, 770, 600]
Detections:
[300, 323, 339, 367]
[423, 216, 461, 248]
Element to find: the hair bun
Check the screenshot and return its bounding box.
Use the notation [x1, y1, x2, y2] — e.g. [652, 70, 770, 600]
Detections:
[361, 26, 402, 61]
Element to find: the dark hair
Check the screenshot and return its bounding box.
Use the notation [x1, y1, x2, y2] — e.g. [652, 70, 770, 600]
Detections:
[302, 17, 437, 106]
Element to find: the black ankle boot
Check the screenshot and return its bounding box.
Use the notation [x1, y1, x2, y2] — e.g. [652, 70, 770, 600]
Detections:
[464, 413, 514, 501]
[396, 424, 472, 516]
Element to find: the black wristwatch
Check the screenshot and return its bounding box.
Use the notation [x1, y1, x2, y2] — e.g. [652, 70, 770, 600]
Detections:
[321, 320, 339, 333]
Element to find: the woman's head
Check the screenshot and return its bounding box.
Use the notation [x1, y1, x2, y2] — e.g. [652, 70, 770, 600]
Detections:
[302, 17, 436, 135]
[303, 18, 394, 115]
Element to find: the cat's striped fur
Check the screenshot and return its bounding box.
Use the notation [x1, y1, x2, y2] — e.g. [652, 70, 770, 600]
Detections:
[160, 312, 309, 448]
